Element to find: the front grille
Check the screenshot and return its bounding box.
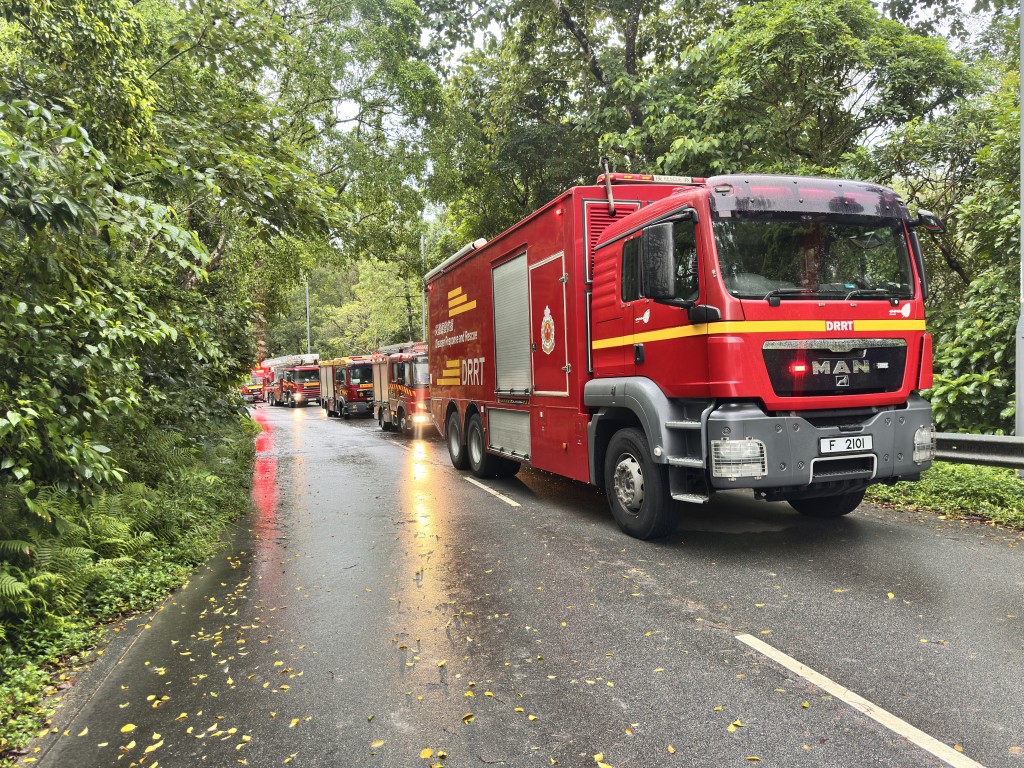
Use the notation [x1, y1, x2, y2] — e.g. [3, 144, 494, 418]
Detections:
[764, 339, 907, 397]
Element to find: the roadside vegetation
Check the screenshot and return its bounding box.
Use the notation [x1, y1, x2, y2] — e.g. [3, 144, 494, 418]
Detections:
[0, 0, 1019, 757]
[867, 463, 1024, 529]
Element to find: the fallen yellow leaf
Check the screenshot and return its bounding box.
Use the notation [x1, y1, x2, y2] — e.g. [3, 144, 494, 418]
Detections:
[420, 748, 434, 759]
[667, 745, 676, 754]
[77, 728, 88, 737]
[120, 724, 136, 734]
[288, 719, 300, 728]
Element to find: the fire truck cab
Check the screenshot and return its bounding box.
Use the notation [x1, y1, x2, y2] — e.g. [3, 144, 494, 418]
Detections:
[371, 342, 431, 434]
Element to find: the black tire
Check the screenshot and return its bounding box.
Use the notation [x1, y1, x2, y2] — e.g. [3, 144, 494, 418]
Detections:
[379, 408, 392, 432]
[603, 428, 676, 540]
[446, 409, 468, 470]
[341, 400, 350, 420]
[398, 408, 410, 435]
[467, 413, 509, 479]
[789, 489, 865, 518]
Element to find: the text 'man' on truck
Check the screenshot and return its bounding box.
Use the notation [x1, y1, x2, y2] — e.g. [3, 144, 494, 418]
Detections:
[425, 173, 940, 539]
[371, 342, 431, 434]
[263, 353, 320, 407]
[319, 356, 374, 418]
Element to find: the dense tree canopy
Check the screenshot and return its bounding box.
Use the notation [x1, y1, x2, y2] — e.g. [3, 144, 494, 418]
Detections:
[0, 0, 1020, 494]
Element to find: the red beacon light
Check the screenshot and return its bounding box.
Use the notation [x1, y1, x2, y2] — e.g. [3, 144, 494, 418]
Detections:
[790, 362, 808, 375]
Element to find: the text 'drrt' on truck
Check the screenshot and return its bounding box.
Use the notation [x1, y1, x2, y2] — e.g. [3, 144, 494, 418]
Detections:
[425, 173, 939, 540]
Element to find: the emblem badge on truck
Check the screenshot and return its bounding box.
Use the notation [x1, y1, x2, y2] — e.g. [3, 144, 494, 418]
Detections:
[541, 306, 556, 355]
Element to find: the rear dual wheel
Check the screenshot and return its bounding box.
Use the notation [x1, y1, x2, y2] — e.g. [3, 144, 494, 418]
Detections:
[446, 410, 468, 469]
[466, 414, 519, 479]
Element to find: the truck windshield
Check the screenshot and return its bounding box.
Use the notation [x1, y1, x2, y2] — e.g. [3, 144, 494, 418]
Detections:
[294, 369, 319, 383]
[712, 215, 914, 301]
[349, 365, 372, 385]
[413, 359, 430, 387]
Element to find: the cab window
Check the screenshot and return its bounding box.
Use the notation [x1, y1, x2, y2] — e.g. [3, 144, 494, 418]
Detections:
[673, 219, 700, 302]
[622, 237, 640, 302]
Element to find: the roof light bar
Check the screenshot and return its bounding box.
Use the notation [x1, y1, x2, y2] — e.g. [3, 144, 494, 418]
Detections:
[596, 173, 706, 185]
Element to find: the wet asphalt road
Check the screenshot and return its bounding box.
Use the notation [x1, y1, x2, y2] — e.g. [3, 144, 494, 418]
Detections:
[33, 404, 1023, 768]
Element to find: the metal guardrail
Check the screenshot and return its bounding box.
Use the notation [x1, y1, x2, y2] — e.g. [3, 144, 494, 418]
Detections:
[934, 432, 1024, 470]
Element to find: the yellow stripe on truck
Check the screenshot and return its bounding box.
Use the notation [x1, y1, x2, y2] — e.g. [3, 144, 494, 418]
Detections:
[591, 319, 927, 351]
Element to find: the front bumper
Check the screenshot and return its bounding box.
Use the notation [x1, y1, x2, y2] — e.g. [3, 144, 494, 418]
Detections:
[346, 400, 371, 416]
[706, 394, 933, 495]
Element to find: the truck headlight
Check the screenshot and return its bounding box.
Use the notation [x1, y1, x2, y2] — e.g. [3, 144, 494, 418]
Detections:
[295, 393, 303, 400]
[913, 425, 935, 463]
[711, 439, 767, 480]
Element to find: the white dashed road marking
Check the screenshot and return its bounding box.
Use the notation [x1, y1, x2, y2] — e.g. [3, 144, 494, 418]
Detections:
[464, 477, 521, 507]
[736, 633, 986, 768]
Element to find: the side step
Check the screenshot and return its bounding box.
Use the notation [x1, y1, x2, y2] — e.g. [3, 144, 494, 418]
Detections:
[672, 493, 709, 504]
[665, 419, 701, 430]
[667, 456, 704, 468]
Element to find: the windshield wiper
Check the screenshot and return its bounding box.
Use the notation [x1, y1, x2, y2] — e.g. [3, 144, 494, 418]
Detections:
[764, 288, 815, 305]
[844, 288, 893, 300]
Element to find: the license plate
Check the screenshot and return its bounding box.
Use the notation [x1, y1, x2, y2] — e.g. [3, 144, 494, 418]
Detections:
[819, 435, 873, 454]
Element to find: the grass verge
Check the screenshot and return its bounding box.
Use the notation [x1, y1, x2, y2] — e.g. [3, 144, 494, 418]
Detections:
[866, 461, 1024, 529]
[0, 416, 257, 756]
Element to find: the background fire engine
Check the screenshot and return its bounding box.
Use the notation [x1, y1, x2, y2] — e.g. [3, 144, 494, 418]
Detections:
[371, 342, 431, 434]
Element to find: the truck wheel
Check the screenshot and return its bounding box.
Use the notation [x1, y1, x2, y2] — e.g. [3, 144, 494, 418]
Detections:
[446, 410, 468, 470]
[604, 428, 676, 540]
[342, 400, 350, 420]
[467, 413, 507, 479]
[789, 489, 865, 518]
[379, 408, 392, 432]
[398, 409, 410, 435]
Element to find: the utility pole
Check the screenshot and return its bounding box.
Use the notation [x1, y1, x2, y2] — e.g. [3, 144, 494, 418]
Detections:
[1016, 11, 1022, 475]
[305, 277, 312, 355]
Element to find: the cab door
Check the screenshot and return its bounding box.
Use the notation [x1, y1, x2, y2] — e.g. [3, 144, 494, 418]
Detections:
[529, 251, 570, 396]
[636, 212, 710, 397]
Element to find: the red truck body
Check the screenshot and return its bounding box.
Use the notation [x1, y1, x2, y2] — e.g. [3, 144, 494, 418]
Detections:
[425, 173, 936, 539]
[371, 342, 431, 434]
[263, 354, 321, 407]
[319, 356, 374, 418]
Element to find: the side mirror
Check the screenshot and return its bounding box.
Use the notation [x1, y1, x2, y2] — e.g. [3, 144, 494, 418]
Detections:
[688, 304, 721, 324]
[640, 222, 675, 300]
[914, 209, 946, 234]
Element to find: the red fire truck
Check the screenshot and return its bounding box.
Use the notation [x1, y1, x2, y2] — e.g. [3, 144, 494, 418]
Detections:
[241, 366, 270, 404]
[264, 353, 320, 407]
[319, 356, 374, 418]
[371, 342, 431, 434]
[425, 172, 940, 539]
